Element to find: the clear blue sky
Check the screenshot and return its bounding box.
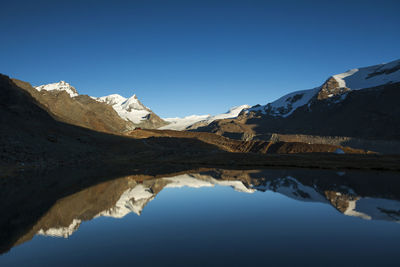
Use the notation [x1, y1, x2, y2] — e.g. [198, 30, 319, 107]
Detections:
[1, 0, 399, 117]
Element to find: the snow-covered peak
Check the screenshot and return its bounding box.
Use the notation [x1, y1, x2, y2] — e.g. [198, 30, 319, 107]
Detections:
[35, 81, 79, 97]
[120, 94, 149, 111]
[160, 105, 251, 130]
[208, 105, 251, 121]
[95, 93, 151, 124]
[246, 87, 320, 117]
[97, 94, 127, 106]
[160, 115, 211, 130]
[246, 59, 400, 118]
[333, 59, 400, 90]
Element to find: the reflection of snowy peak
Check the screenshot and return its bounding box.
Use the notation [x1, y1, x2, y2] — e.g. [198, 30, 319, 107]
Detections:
[36, 171, 400, 240]
[97, 184, 155, 217]
[36, 174, 255, 239]
[37, 219, 81, 238]
[254, 176, 400, 222]
[98, 174, 255, 219]
[253, 176, 327, 203]
[96, 94, 126, 106]
[35, 81, 79, 97]
[163, 173, 256, 193]
[325, 191, 400, 222]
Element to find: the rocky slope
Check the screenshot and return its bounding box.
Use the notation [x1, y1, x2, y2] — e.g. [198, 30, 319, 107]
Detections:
[0, 74, 233, 172]
[18, 79, 167, 133]
[195, 59, 400, 142]
[13, 79, 133, 133]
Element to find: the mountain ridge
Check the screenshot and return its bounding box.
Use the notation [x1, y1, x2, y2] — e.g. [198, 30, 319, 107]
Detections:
[193, 59, 400, 143]
[32, 80, 167, 131]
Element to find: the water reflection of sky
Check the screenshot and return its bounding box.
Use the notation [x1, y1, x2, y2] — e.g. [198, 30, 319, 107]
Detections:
[1, 170, 400, 266]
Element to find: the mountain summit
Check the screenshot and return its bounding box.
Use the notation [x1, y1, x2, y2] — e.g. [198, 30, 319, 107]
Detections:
[245, 59, 400, 118]
[19, 80, 167, 132]
[95, 93, 167, 128]
[96, 94, 151, 124]
[35, 81, 79, 98]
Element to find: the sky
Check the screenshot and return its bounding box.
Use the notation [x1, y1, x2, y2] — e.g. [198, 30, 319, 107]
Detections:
[1, 0, 399, 117]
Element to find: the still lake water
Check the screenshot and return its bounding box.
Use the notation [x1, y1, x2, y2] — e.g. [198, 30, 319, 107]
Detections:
[1, 168, 400, 266]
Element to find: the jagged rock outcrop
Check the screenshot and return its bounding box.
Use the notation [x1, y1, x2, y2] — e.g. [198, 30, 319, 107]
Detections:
[317, 77, 350, 100]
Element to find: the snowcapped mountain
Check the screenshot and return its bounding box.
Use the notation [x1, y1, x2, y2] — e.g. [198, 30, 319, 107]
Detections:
[160, 104, 250, 130]
[197, 59, 400, 141]
[32, 80, 167, 130]
[35, 81, 78, 97]
[96, 94, 152, 124]
[245, 59, 400, 117]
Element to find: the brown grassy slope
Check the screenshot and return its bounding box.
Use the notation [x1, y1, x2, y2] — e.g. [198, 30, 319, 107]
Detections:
[12, 78, 133, 133]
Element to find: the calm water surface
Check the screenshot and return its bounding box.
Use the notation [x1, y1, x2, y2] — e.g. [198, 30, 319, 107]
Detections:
[1, 168, 399, 266]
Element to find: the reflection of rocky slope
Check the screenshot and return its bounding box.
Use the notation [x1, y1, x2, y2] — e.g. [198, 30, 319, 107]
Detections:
[195, 59, 400, 142]
[16, 173, 256, 241]
[20, 169, 400, 242]
[253, 175, 400, 222]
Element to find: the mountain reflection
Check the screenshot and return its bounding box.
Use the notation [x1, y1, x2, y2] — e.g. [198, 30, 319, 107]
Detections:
[2, 168, 400, 253]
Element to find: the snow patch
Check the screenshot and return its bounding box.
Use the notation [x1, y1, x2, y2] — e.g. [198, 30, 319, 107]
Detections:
[160, 115, 210, 130]
[160, 105, 250, 130]
[333, 59, 400, 90]
[247, 87, 320, 117]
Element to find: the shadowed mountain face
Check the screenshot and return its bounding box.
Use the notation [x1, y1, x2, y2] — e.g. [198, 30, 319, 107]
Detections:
[1, 168, 399, 254]
[0, 74, 244, 172]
